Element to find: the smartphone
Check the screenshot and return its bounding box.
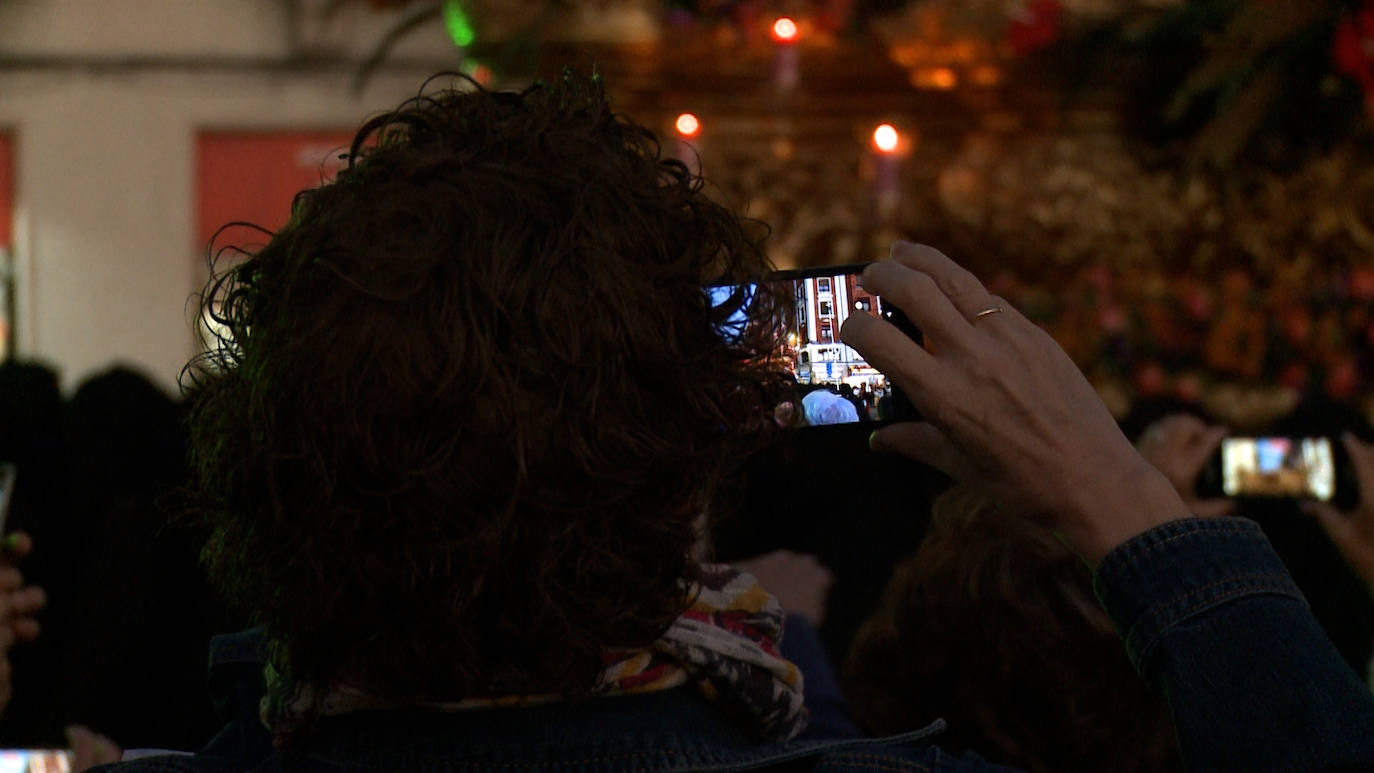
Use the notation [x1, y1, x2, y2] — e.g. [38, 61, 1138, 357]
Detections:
[710, 263, 922, 427]
[0, 749, 73, 773]
[1199, 436, 1355, 509]
[0, 463, 14, 537]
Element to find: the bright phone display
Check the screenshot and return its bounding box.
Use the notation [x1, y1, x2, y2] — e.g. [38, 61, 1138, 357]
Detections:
[1220, 436, 1336, 501]
[0, 750, 73, 773]
[710, 264, 921, 425]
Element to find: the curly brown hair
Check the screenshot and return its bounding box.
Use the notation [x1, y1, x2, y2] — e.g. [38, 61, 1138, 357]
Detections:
[844, 486, 1180, 772]
[182, 72, 793, 702]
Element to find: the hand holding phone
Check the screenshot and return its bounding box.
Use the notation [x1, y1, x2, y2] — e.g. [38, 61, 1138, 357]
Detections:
[1301, 434, 1374, 588]
[841, 244, 1188, 567]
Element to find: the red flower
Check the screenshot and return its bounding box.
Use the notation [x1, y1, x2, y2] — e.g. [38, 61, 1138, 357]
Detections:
[1008, 0, 1064, 57]
[1332, 5, 1374, 111]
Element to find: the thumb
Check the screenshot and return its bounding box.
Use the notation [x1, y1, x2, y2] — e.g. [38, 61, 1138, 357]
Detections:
[870, 422, 973, 482]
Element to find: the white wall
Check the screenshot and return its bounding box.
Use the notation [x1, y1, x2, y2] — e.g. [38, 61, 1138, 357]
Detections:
[0, 0, 460, 392]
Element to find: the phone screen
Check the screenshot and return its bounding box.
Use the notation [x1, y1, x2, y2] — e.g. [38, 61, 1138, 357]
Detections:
[1220, 436, 1336, 501]
[710, 264, 920, 426]
[0, 750, 73, 773]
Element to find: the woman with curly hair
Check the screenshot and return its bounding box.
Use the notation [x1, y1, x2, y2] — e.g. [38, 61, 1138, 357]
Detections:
[106, 73, 1374, 771]
[182, 70, 799, 727]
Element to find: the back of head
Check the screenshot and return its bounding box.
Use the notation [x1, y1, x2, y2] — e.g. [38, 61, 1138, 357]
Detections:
[67, 366, 184, 506]
[184, 72, 790, 702]
[844, 486, 1179, 772]
[0, 360, 62, 463]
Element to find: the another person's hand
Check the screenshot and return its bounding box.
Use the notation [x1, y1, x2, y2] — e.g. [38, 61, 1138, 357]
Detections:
[1303, 434, 1374, 588]
[735, 550, 835, 626]
[1136, 414, 1235, 518]
[66, 724, 122, 771]
[840, 243, 1188, 567]
[0, 532, 46, 713]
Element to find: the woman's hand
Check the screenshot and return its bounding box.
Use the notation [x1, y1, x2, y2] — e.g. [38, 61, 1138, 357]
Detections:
[840, 243, 1188, 567]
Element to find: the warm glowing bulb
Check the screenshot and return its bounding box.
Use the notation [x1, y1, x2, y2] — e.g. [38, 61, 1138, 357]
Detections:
[910, 67, 959, 91]
[675, 113, 701, 138]
[771, 17, 799, 43]
[873, 124, 899, 153]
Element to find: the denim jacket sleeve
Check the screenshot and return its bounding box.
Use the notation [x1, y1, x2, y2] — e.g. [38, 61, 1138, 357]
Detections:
[1094, 517, 1374, 771]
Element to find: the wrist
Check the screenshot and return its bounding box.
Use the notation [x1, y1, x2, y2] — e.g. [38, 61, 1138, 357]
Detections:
[1057, 459, 1192, 569]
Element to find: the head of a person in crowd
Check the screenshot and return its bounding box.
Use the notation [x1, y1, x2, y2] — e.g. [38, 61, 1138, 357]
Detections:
[67, 366, 185, 505]
[181, 71, 794, 705]
[0, 360, 62, 465]
[801, 388, 859, 426]
[844, 486, 1180, 773]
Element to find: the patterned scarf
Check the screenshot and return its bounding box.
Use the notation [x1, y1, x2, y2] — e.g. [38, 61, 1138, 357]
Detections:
[261, 564, 807, 745]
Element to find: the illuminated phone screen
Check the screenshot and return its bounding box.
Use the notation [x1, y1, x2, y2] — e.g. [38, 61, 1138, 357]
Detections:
[1221, 437, 1335, 501]
[709, 265, 920, 426]
[0, 750, 73, 773]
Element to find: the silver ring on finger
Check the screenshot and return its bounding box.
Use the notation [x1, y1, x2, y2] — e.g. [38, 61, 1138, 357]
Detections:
[972, 306, 1005, 321]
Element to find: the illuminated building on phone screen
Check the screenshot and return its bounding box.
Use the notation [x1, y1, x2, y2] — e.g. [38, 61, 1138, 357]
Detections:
[791, 273, 884, 387]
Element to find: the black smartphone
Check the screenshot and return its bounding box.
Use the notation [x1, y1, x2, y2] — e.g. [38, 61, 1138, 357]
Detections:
[710, 263, 922, 427]
[0, 463, 14, 537]
[1198, 436, 1356, 509]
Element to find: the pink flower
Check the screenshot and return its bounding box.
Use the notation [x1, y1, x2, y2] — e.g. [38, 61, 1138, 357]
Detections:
[1098, 304, 1128, 334]
[1134, 361, 1168, 398]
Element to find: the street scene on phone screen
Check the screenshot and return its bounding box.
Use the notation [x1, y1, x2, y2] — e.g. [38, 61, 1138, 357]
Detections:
[778, 273, 892, 425]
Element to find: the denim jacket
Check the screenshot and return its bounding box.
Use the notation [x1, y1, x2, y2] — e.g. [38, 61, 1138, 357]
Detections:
[103, 518, 1374, 772]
